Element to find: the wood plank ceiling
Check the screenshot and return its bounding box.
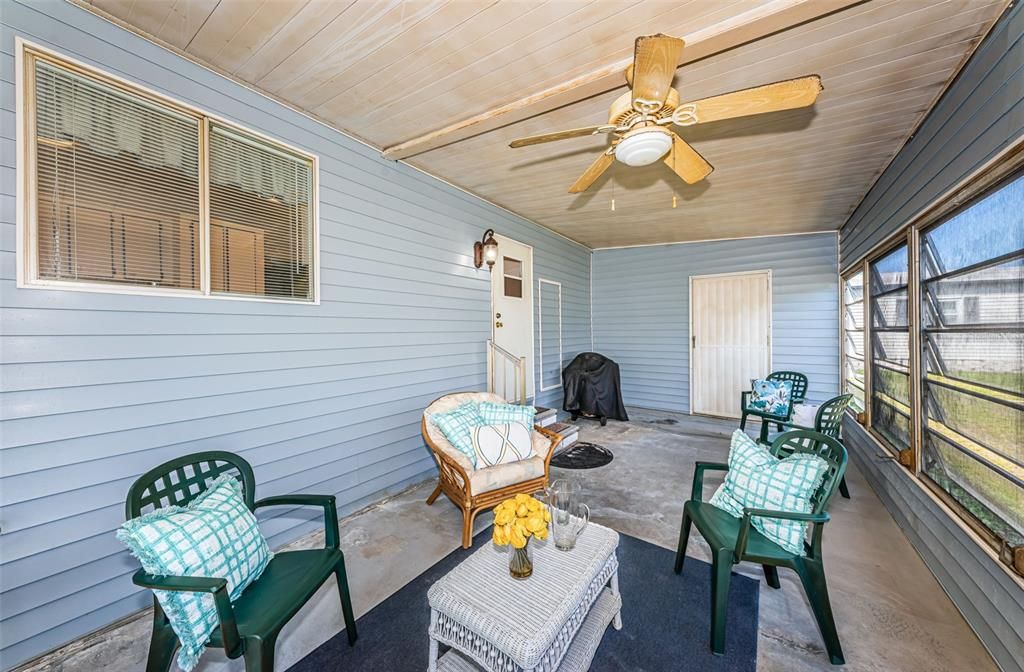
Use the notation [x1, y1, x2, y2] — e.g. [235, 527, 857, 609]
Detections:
[83, 0, 1008, 248]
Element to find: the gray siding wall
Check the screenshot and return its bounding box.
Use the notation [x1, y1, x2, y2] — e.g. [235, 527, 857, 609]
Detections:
[839, 3, 1023, 271]
[837, 6, 1023, 671]
[843, 420, 1024, 672]
[0, 1, 591, 667]
[591, 233, 840, 414]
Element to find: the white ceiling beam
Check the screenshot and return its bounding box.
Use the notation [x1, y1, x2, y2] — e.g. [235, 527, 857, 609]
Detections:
[381, 0, 865, 161]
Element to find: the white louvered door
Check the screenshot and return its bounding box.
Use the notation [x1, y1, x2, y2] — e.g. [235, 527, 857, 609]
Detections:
[691, 271, 771, 418]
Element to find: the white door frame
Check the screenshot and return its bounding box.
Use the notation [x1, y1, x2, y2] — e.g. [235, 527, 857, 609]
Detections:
[688, 269, 773, 417]
[491, 233, 536, 401]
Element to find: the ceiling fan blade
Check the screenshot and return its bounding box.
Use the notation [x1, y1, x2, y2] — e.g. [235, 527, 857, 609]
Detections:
[681, 75, 823, 125]
[568, 151, 614, 194]
[631, 34, 684, 112]
[664, 133, 713, 184]
[509, 125, 614, 148]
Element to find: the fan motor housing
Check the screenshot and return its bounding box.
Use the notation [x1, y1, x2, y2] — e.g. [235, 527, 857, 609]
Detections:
[609, 87, 681, 128]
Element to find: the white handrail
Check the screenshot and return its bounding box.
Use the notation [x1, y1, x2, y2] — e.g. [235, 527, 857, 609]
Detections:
[486, 340, 527, 405]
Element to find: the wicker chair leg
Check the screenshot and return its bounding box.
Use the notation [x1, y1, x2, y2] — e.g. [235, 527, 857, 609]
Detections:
[426, 483, 442, 505]
[461, 507, 474, 549]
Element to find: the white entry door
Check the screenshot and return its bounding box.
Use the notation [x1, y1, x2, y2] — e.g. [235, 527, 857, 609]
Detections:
[690, 271, 771, 418]
[491, 235, 535, 401]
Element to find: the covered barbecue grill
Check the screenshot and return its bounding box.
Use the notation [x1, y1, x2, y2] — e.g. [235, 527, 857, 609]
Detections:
[562, 352, 628, 426]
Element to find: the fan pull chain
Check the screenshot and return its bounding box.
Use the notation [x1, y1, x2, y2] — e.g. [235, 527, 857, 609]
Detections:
[610, 165, 616, 211]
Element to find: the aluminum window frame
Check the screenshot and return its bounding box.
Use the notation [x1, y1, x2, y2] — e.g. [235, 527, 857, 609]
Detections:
[840, 138, 1024, 574]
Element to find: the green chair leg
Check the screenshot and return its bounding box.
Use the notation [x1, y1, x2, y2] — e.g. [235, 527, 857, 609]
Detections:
[674, 509, 692, 575]
[762, 565, 781, 589]
[739, 412, 749, 431]
[758, 419, 772, 443]
[710, 548, 733, 656]
[334, 557, 358, 646]
[242, 635, 277, 672]
[145, 608, 178, 672]
[838, 477, 850, 499]
[796, 560, 845, 665]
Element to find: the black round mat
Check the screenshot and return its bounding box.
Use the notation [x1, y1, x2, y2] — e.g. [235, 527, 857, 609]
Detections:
[550, 442, 614, 469]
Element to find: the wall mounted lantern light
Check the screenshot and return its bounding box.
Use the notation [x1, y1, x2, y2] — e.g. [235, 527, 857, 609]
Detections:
[474, 229, 499, 270]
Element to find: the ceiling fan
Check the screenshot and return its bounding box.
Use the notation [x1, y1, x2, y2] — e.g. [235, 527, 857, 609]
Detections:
[508, 34, 823, 193]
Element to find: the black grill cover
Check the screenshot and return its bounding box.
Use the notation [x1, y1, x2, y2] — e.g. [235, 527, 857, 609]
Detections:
[562, 352, 628, 421]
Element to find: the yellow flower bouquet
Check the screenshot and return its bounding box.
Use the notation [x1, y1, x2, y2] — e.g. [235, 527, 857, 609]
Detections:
[492, 493, 551, 579]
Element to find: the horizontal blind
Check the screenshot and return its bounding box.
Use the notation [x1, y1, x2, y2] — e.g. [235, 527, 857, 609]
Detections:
[208, 124, 314, 300]
[34, 58, 201, 289]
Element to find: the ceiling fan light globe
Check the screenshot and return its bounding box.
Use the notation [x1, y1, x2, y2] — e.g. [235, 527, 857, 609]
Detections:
[615, 128, 673, 167]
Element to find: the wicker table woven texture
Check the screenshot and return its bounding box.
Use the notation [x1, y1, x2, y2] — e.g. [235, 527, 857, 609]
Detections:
[427, 523, 622, 672]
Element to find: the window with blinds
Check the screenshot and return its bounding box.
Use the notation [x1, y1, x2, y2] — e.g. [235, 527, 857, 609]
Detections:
[23, 48, 318, 302]
[209, 124, 314, 300]
[33, 58, 202, 289]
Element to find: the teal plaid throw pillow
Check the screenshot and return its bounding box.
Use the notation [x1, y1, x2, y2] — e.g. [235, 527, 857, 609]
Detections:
[710, 430, 828, 555]
[747, 379, 794, 416]
[430, 402, 485, 468]
[117, 475, 272, 672]
[478, 401, 536, 428]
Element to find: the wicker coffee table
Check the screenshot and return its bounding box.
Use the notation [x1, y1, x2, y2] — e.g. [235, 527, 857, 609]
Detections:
[427, 523, 622, 672]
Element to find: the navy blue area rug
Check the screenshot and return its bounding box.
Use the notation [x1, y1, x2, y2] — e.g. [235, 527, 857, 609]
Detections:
[291, 531, 758, 672]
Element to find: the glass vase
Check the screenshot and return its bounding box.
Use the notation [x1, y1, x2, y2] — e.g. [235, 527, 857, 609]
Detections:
[508, 539, 533, 579]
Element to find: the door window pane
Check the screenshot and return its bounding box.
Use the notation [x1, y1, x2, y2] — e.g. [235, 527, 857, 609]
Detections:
[503, 256, 523, 298]
[920, 174, 1023, 546]
[870, 244, 911, 451]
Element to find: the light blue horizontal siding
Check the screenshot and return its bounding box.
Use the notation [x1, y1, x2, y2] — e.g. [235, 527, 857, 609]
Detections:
[0, 1, 590, 667]
[839, 3, 1023, 270]
[592, 233, 840, 414]
[837, 6, 1022, 671]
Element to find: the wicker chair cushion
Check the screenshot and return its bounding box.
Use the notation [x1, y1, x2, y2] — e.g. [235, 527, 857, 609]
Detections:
[469, 456, 547, 495]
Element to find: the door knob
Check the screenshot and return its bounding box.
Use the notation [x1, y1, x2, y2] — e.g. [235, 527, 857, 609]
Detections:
[496, 321, 504, 328]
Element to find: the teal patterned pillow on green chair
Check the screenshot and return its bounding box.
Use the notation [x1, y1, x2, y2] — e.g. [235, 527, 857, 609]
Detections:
[430, 402, 485, 468]
[747, 379, 794, 417]
[477, 401, 536, 428]
[710, 430, 828, 555]
[117, 475, 272, 672]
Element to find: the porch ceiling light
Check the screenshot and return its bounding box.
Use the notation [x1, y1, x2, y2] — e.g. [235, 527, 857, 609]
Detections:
[614, 127, 673, 167]
[474, 229, 499, 270]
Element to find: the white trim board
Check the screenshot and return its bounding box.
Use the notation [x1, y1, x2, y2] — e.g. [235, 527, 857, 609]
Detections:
[592, 230, 839, 251]
[537, 278, 563, 393]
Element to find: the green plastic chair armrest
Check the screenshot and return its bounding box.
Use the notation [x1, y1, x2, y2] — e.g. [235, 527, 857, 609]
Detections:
[132, 570, 242, 657]
[691, 461, 729, 501]
[735, 508, 830, 559]
[255, 494, 340, 549]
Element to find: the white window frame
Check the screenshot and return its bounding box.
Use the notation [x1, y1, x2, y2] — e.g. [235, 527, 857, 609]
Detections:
[15, 38, 320, 304]
[537, 278, 563, 392]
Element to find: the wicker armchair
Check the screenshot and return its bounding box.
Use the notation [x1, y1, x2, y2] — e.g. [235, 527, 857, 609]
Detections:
[421, 392, 563, 548]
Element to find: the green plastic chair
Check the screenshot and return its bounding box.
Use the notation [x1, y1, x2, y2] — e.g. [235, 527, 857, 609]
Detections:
[674, 430, 847, 665]
[739, 371, 809, 443]
[771, 393, 854, 499]
[125, 451, 358, 672]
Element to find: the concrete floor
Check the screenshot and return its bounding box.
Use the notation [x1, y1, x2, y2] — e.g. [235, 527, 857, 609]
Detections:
[24, 409, 996, 672]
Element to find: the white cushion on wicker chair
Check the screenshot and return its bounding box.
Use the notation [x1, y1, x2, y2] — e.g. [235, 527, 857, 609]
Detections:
[469, 456, 547, 495]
